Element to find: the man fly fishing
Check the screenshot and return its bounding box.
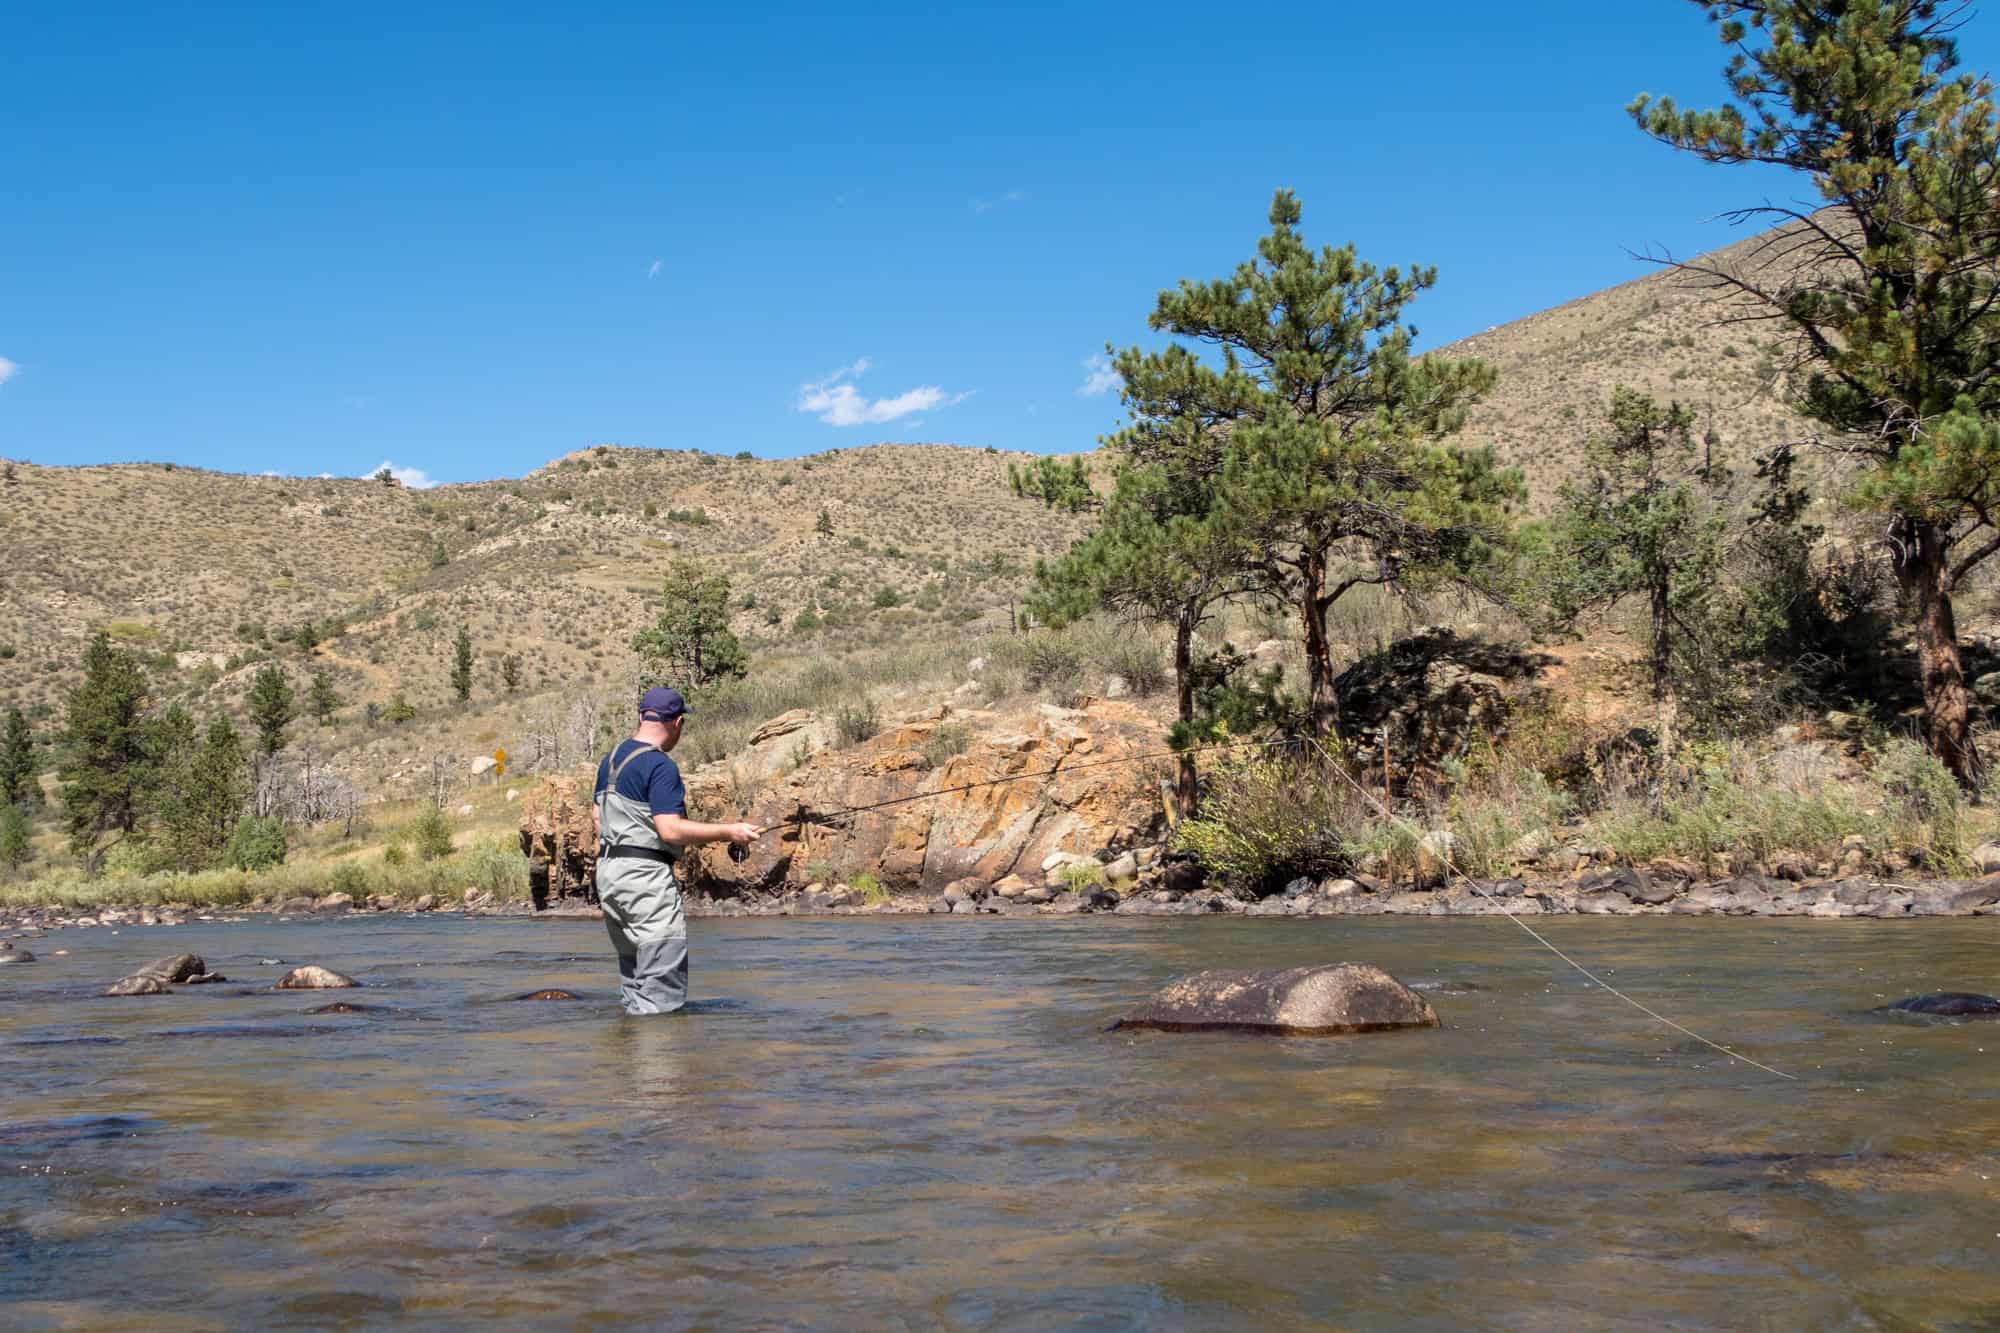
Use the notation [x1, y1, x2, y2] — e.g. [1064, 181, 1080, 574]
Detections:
[592, 686, 761, 1015]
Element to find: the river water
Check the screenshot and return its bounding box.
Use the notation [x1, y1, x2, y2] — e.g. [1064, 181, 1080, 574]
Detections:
[3, 915, 1998, 1329]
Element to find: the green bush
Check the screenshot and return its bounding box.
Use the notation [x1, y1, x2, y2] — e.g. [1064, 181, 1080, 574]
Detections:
[834, 700, 880, 746]
[407, 806, 454, 862]
[329, 861, 370, 897]
[850, 871, 887, 904]
[1875, 738, 1968, 872]
[1173, 754, 1353, 893]
[382, 844, 406, 868]
[1060, 860, 1106, 892]
[224, 816, 287, 871]
[922, 720, 972, 769]
[1106, 639, 1169, 696]
[458, 837, 528, 896]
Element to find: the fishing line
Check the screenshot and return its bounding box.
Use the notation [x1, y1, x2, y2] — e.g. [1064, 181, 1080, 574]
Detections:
[1303, 736, 1798, 1082]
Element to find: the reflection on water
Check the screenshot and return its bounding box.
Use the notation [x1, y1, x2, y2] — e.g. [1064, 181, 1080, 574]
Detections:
[3, 915, 1999, 1328]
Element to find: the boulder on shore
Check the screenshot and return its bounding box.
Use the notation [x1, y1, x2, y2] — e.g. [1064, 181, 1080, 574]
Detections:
[1114, 963, 1440, 1036]
[275, 965, 358, 990]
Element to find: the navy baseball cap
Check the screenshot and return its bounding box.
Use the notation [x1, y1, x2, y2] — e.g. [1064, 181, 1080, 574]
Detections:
[639, 686, 690, 721]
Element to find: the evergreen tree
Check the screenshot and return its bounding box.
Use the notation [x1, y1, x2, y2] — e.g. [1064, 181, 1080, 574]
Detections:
[155, 713, 248, 872]
[0, 707, 36, 809]
[384, 691, 417, 725]
[57, 630, 151, 870]
[1635, 1, 2000, 784]
[815, 508, 834, 536]
[309, 669, 339, 725]
[632, 559, 749, 692]
[1142, 191, 1519, 736]
[247, 664, 294, 758]
[0, 805, 29, 877]
[500, 653, 522, 693]
[451, 627, 474, 703]
[1025, 346, 1259, 813]
[293, 621, 317, 654]
[1532, 389, 1730, 771]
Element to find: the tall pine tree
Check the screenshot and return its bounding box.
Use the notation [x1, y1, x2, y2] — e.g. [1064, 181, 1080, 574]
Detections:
[0, 707, 36, 809]
[1634, 0, 2000, 784]
[451, 627, 474, 703]
[1144, 191, 1520, 736]
[632, 559, 748, 692]
[247, 664, 294, 758]
[58, 630, 151, 871]
[157, 714, 248, 872]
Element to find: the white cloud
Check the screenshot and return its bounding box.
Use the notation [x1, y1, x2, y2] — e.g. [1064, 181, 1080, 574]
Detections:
[364, 459, 439, 489]
[647, 259, 662, 279]
[1078, 352, 1118, 396]
[972, 189, 1026, 215]
[0, 358, 18, 387]
[796, 360, 970, 428]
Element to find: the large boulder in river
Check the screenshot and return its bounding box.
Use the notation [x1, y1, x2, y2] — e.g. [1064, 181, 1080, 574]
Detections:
[135, 953, 206, 983]
[1115, 963, 1440, 1036]
[104, 974, 170, 996]
[275, 965, 357, 990]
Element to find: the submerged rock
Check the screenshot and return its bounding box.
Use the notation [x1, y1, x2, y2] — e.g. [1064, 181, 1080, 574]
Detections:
[306, 1001, 375, 1015]
[1115, 963, 1440, 1035]
[514, 988, 581, 1001]
[274, 965, 357, 990]
[0, 946, 34, 964]
[1874, 992, 2000, 1018]
[104, 975, 171, 996]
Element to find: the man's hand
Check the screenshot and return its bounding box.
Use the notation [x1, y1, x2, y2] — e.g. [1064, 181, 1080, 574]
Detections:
[725, 822, 762, 845]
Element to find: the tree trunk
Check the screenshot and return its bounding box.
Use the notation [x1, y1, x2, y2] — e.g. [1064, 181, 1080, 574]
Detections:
[1173, 608, 1197, 817]
[1896, 517, 1981, 788]
[1299, 551, 1340, 738]
[1649, 574, 1677, 799]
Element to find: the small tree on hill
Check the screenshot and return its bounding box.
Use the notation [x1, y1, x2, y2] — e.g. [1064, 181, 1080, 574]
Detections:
[0, 707, 36, 809]
[1635, 0, 2000, 784]
[815, 508, 834, 536]
[374, 466, 398, 487]
[0, 804, 29, 876]
[247, 664, 294, 758]
[451, 627, 474, 702]
[384, 691, 417, 725]
[1532, 388, 1730, 772]
[293, 622, 317, 654]
[309, 669, 339, 725]
[58, 630, 151, 871]
[632, 559, 749, 692]
[500, 653, 522, 693]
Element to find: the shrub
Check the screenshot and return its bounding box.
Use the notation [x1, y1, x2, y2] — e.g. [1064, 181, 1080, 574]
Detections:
[850, 872, 887, 904]
[329, 861, 370, 897]
[459, 837, 528, 897]
[834, 700, 880, 746]
[408, 806, 454, 862]
[872, 586, 904, 609]
[1060, 860, 1105, 892]
[382, 845, 407, 868]
[1023, 635, 1084, 695]
[1173, 754, 1352, 893]
[922, 720, 972, 769]
[1875, 738, 1967, 872]
[224, 816, 288, 871]
[1106, 639, 1169, 696]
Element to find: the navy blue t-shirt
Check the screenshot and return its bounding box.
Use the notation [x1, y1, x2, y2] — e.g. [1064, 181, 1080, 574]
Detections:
[594, 740, 687, 819]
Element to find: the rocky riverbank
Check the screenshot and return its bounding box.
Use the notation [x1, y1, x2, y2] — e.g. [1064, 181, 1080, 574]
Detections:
[5, 868, 1998, 941]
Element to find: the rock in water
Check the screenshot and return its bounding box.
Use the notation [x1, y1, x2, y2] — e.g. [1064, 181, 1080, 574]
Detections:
[306, 1002, 374, 1015]
[0, 946, 34, 964]
[513, 988, 581, 1001]
[134, 954, 206, 983]
[274, 965, 358, 990]
[104, 975, 171, 996]
[1115, 963, 1440, 1035]
[1875, 992, 2000, 1018]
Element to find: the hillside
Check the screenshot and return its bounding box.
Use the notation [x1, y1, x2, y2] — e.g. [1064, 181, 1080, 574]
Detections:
[0, 220, 1862, 816]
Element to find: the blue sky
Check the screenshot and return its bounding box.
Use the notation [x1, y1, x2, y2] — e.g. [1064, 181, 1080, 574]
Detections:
[7, 2, 1997, 485]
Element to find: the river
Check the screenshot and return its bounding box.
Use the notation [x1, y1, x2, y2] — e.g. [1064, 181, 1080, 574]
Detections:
[3, 915, 1998, 1329]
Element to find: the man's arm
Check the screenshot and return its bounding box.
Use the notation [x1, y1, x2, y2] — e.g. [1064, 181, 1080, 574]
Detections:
[653, 813, 760, 847]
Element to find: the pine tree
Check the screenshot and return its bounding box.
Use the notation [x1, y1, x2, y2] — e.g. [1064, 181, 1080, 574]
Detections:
[0, 805, 29, 877]
[246, 664, 294, 758]
[1532, 389, 1730, 772]
[632, 559, 749, 692]
[309, 669, 339, 725]
[1143, 191, 1519, 736]
[157, 713, 248, 872]
[815, 508, 834, 536]
[0, 707, 36, 809]
[451, 626, 474, 702]
[1634, 1, 2000, 784]
[57, 630, 151, 870]
[500, 653, 522, 693]
[294, 621, 317, 654]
